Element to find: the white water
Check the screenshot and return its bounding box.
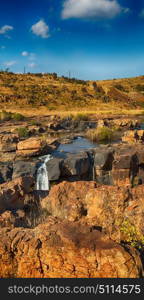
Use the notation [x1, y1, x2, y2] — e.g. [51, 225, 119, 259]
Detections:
[36, 154, 52, 191]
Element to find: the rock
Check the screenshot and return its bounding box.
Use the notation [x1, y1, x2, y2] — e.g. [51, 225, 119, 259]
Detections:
[61, 152, 91, 179]
[16, 137, 51, 157]
[109, 118, 140, 129]
[41, 181, 144, 244]
[0, 210, 27, 228]
[122, 130, 144, 144]
[46, 157, 63, 181]
[41, 181, 96, 221]
[0, 162, 13, 183]
[0, 217, 142, 278]
[12, 160, 38, 180]
[97, 120, 106, 128]
[112, 149, 139, 186]
[0, 176, 34, 212]
[94, 149, 114, 170]
[0, 134, 19, 152]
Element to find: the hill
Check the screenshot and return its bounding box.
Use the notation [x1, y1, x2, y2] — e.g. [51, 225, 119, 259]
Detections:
[0, 71, 144, 116]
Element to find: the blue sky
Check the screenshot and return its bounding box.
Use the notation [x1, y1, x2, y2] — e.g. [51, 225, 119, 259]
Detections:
[0, 0, 144, 80]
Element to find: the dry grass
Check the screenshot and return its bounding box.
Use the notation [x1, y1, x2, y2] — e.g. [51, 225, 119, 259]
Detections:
[86, 126, 121, 143]
[0, 72, 144, 118]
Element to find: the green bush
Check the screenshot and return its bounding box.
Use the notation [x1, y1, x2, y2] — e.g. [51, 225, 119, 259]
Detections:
[12, 113, 25, 121]
[120, 219, 144, 249]
[86, 126, 120, 143]
[16, 127, 29, 138]
[0, 110, 25, 122]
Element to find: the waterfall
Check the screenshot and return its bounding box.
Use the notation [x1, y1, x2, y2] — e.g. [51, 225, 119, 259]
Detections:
[36, 154, 52, 191]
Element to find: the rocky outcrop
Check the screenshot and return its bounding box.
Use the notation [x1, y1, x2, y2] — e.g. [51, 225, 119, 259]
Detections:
[0, 134, 19, 152]
[16, 137, 49, 157]
[109, 118, 140, 129]
[41, 181, 95, 221]
[12, 160, 38, 180]
[0, 176, 34, 211]
[93, 144, 144, 186]
[122, 130, 144, 144]
[0, 217, 142, 278]
[61, 152, 91, 180]
[16, 137, 59, 157]
[41, 181, 144, 243]
[0, 210, 27, 228]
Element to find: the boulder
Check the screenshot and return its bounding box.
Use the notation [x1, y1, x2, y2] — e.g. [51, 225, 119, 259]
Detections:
[0, 210, 27, 228]
[46, 157, 63, 181]
[41, 181, 144, 244]
[41, 181, 95, 221]
[12, 160, 38, 180]
[94, 149, 114, 170]
[122, 130, 144, 144]
[0, 176, 34, 212]
[0, 217, 142, 278]
[16, 137, 50, 157]
[0, 134, 19, 152]
[61, 152, 91, 179]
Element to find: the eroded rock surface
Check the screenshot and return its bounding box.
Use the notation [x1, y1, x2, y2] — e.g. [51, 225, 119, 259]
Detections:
[0, 176, 34, 211]
[0, 217, 142, 278]
[41, 181, 144, 243]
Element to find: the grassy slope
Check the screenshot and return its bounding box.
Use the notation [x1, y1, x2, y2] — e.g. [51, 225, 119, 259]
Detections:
[0, 71, 144, 116]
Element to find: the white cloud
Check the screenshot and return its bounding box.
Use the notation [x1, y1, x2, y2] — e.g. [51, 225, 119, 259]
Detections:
[4, 61, 16, 67]
[62, 0, 123, 19]
[0, 25, 13, 34]
[139, 9, 144, 18]
[31, 20, 50, 38]
[28, 62, 37, 68]
[21, 51, 29, 56]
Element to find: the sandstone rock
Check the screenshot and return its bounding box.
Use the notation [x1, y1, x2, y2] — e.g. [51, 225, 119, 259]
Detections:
[109, 118, 140, 129]
[0, 210, 27, 228]
[122, 130, 144, 144]
[0, 218, 142, 278]
[0, 176, 34, 211]
[41, 181, 144, 244]
[16, 137, 50, 157]
[41, 181, 95, 221]
[0, 134, 19, 152]
[97, 120, 106, 128]
[12, 160, 38, 180]
[61, 152, 91, 179]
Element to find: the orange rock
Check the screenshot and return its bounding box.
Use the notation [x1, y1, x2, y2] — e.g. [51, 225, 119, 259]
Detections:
[0, 176, 34, 211]
[0, 218, 142, 278]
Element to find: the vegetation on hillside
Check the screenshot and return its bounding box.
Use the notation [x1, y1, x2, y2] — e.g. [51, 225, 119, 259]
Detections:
[0, 71, 144, 112]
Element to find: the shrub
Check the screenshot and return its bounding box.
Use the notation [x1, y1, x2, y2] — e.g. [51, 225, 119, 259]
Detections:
[120, 219, 144, 249]
[16, 127, 29, 138]
[114, 84, 126, 92]
[0, 110, 12, 121]
[12, 113, 25, 121]
[73, 113, 90, 121]
[86, 126, 120, 143]
[0, 111, 25, 122]
[135, 84, 144, 92]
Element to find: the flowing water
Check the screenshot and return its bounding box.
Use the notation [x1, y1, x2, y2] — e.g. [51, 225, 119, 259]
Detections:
[36, 154, 52, 191]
